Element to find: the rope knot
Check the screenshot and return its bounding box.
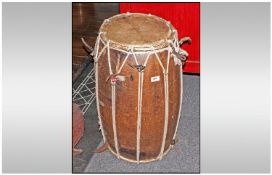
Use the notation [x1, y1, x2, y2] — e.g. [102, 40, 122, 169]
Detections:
[128, 45, 134, 52]
[111, 77, 118, 85]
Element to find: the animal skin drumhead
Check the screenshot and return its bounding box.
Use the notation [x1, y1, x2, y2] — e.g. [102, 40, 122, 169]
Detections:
[100, 14, 172, 45]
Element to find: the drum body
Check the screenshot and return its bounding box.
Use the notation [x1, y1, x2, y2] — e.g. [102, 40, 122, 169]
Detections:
[72, 103, 84, 154]
[94, 13, 188, 163]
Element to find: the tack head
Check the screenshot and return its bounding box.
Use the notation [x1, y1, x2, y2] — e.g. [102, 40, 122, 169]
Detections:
[171, 139, 176, 145]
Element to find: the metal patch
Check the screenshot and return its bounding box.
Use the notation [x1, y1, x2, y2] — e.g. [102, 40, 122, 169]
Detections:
[130, 74, 134, 81]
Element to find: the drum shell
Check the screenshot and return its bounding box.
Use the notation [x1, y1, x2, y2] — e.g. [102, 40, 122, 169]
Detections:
[96, 41, 182, 162]
[72, 103, 84, 148]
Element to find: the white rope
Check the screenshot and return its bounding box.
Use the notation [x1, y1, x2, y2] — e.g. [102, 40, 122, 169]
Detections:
[168, 37, 185, 144]
[159, 49, 170, 159]
[152, 46, 165, 73]
[172, 64, 183, 143]
[107, 41, 113, 75]
[131, 47, 139, 66]
[111, 83, 120, 158]
[135, 52, 151, 163]
[95, 36, 106, 142]
[105, 39, 120, 158]
[169, 37, 185, 143]
[166, 48, 171, 73]
[93, 34, 101, 62]
[99, 37, 171, 55]
[136, 71, 144, 163]
[117, 52, 130, 74]
[96, 45, 107, 62]
[143, 53, 151, 67]
[168, 37, 179, 53]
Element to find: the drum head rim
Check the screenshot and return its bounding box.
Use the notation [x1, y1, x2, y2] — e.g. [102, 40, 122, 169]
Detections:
[99, 13, 177, 51]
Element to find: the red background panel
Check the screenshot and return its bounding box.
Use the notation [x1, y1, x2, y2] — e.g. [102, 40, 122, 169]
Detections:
[120, 3, 200, 74]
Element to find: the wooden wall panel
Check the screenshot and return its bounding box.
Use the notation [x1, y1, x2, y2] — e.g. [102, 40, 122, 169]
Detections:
[73, 3, 120, 82]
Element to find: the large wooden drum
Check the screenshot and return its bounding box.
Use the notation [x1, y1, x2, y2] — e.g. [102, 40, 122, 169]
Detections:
[93, 13, 190, 163]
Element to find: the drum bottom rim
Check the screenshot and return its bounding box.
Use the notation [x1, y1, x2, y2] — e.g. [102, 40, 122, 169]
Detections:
[107, 144, 173, 163]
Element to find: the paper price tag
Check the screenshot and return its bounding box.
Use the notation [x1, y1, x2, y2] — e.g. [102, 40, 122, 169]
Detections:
[151, 76, 160, 82]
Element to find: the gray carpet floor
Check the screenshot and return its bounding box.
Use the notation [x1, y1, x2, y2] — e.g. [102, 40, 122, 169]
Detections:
[73, 64, 103, 173]
[83, 74, 200, 173]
